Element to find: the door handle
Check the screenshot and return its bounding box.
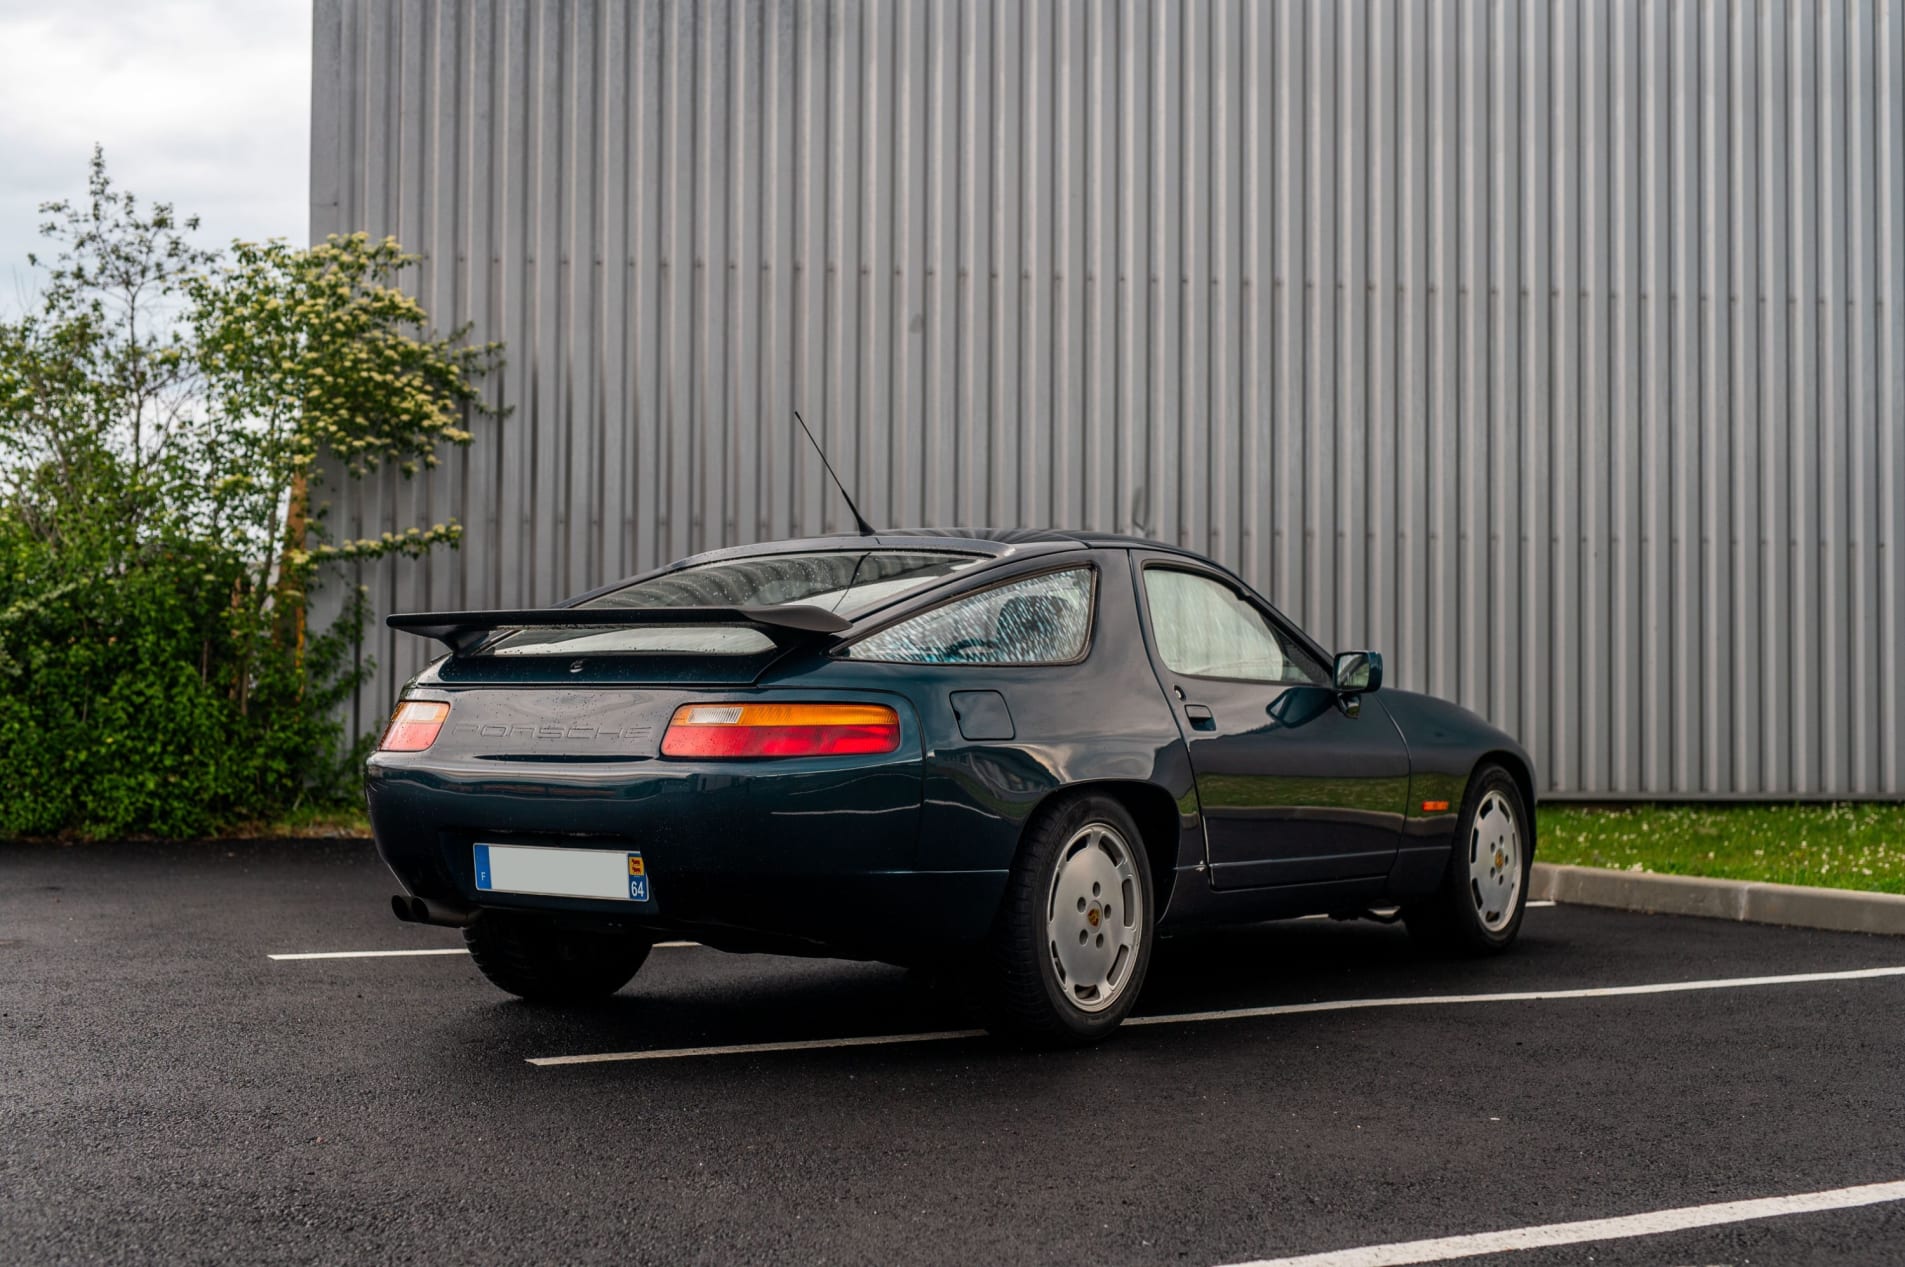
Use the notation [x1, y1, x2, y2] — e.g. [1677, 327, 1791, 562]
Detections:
[1182, 703, 1216, 731]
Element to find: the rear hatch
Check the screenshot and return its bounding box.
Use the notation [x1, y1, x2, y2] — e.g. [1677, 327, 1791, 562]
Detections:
[369, 606, 927, 928]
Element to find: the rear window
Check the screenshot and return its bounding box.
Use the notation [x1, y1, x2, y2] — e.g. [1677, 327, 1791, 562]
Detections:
[479, 549, 984, 657]
[580, 549, 984, 617]
[483, 626, 777, 656]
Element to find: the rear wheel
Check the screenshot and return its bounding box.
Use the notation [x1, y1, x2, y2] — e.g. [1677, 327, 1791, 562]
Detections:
[1404, 764, 1530, 955]
[464, 913, 651, 1002]
[981, 793, 1155, 1046]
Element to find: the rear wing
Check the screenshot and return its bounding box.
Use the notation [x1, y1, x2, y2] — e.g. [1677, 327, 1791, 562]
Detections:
[385, 605, 852, 654]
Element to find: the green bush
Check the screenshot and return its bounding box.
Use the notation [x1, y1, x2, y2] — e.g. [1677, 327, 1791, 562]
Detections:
[0, 554, 367, 837]
[0, 151, 496, 839]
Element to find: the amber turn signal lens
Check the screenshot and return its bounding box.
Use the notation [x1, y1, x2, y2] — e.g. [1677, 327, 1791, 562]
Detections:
[380, 700, 450, 752]
[1421, 799, 1451, 813]
[661, 702, 901, 758]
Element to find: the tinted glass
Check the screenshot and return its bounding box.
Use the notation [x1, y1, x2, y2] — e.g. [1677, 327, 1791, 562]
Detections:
[483, 626, 776, 656]
[847, 568, 1094, 664]
[1143, 568, 1325, 684]
[582, 550, 982, 617]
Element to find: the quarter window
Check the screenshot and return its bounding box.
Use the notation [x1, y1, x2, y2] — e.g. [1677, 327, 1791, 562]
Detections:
[580, 549, 983, 617]
[1142, 568, 1325, 685]
[846, 568, 1095, 664]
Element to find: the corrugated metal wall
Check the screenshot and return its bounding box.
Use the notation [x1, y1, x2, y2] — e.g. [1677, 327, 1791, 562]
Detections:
[311, 0, 1905, 798]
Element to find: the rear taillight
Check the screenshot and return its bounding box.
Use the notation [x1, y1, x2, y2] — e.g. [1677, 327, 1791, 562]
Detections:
[661, 702, 901, 759]
[379, 700, 450, 752]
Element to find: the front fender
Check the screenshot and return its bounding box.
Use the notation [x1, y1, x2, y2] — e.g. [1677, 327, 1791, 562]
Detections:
[1377, 689, 1537, 899]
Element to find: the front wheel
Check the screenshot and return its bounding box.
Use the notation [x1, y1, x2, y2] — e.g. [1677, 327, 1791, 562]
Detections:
[1404, 764, 1531, 955]
[464, 913, 651, 1002]
[980, 793, 1156, 1046]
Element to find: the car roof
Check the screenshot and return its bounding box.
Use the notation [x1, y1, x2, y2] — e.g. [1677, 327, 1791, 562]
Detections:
[668, 526, 1216, 563]
[564, 526, 1330, 661]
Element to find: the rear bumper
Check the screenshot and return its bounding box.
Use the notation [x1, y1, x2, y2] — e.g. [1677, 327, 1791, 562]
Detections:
[365, 752, 1007, 959]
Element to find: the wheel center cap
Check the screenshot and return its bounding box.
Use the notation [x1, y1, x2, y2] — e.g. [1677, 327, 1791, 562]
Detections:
[1086, 906, 1102, 928]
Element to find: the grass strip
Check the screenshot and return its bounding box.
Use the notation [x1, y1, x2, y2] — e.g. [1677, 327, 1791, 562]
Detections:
[1537, 802, 1905, 896]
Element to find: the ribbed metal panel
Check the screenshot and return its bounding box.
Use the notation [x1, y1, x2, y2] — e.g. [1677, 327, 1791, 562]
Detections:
[312, 0, 1905, 798]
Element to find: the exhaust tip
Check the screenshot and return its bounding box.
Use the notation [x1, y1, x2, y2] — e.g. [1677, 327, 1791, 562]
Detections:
[391, 894, 416, 923]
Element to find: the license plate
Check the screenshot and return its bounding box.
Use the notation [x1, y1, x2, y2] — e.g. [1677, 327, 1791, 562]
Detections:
[472, 843, 651, 902]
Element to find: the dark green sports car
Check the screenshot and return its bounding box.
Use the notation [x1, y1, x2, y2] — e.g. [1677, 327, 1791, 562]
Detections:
[368, 529, 1535, 1044]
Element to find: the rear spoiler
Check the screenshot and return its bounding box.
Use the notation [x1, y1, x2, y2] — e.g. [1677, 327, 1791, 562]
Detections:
[385, 605, 852, 654]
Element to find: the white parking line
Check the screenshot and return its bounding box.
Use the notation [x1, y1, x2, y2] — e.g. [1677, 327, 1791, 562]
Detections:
[269, 948, 471, 961]
[526, 963, 1905, 1066]
[269, 940, 696, 961]
[276, 906, 1562, 963]
[531, 1029, 989, 1066]
[1222, 1178, 1905, 1266]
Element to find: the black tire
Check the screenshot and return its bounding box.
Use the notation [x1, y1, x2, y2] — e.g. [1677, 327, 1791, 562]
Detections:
[980, 792, 1156, 1046]
[1404, 763, 1531, 955]
[463, 913, 651, 1002]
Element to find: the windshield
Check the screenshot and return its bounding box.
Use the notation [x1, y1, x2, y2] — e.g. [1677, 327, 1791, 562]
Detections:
[579, 549, 985, 617]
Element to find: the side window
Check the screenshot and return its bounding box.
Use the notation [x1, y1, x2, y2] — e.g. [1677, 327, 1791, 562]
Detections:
[1142, 568, 1325, 685]
[846, 568, 1095, 664]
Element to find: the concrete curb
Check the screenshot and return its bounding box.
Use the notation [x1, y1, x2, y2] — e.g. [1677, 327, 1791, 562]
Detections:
[1530, 862, 1905, 937]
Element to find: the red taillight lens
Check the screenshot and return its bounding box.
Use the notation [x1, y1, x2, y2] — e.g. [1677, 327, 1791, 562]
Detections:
[379, 700, 450, 752]
[661, 702, 901, 759]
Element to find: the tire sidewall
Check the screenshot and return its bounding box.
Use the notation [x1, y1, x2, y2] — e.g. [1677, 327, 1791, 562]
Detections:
[1016, 794, 1157, 1039]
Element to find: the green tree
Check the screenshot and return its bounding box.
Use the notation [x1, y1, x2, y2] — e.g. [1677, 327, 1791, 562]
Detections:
[0, 150, 498, 838]
[188, 232, 497, 652]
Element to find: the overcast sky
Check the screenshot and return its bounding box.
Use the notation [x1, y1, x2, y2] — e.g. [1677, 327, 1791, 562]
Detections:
[0, 0, 309, 309]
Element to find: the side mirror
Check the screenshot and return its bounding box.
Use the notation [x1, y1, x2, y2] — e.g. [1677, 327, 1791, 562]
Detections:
[1333, 650, 1383, 694]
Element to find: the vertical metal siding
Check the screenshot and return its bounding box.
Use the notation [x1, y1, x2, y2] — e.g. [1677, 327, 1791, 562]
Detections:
[311, 0, 1905, 798]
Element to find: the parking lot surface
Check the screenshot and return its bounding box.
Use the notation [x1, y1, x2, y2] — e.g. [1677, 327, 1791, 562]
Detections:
[4, 838, 1904, 1265]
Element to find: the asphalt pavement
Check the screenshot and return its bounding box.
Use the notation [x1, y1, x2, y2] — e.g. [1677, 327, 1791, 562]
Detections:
[4, 838, 1905, 1265]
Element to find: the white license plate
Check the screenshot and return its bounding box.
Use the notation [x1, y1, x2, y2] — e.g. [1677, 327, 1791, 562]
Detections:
[472, 843, 650, 902]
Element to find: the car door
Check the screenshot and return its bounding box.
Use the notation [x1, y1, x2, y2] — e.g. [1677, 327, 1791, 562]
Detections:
[1134, 558, 1411, 890]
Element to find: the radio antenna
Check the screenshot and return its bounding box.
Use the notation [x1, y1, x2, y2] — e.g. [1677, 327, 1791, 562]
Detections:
[793, 410, 875, 536]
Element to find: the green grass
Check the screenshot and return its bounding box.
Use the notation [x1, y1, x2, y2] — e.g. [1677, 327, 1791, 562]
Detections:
[230, 802, 372, 840]
[1537, 802, 1905, 895]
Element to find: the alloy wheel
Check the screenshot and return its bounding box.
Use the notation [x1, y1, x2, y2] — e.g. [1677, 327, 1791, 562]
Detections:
[1045, 822, 1144, 1013]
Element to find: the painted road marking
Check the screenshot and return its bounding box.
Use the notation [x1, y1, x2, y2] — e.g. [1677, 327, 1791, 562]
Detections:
[277, 906, 1561, 962]
[527, 963, 1905, 1066]
[269, 941, 697, 961]
[269, 948, 471, 961]
[1221, 1178, 1905, 1266]
[1297, 901, 1554, 922]
[1125, 965, 1905, 1028]
[531, 1029, 989, 1066]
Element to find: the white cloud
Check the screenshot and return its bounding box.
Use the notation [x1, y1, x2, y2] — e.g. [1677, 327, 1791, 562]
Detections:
[0, 0, 309, 306]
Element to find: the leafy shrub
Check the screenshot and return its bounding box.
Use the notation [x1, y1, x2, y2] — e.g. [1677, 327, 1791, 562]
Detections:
[0, 553, 366, 837]
[0, 151, 496, 838]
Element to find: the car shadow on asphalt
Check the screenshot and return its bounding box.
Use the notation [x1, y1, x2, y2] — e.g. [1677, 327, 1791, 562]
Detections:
[430, 914, 1590, 1065]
